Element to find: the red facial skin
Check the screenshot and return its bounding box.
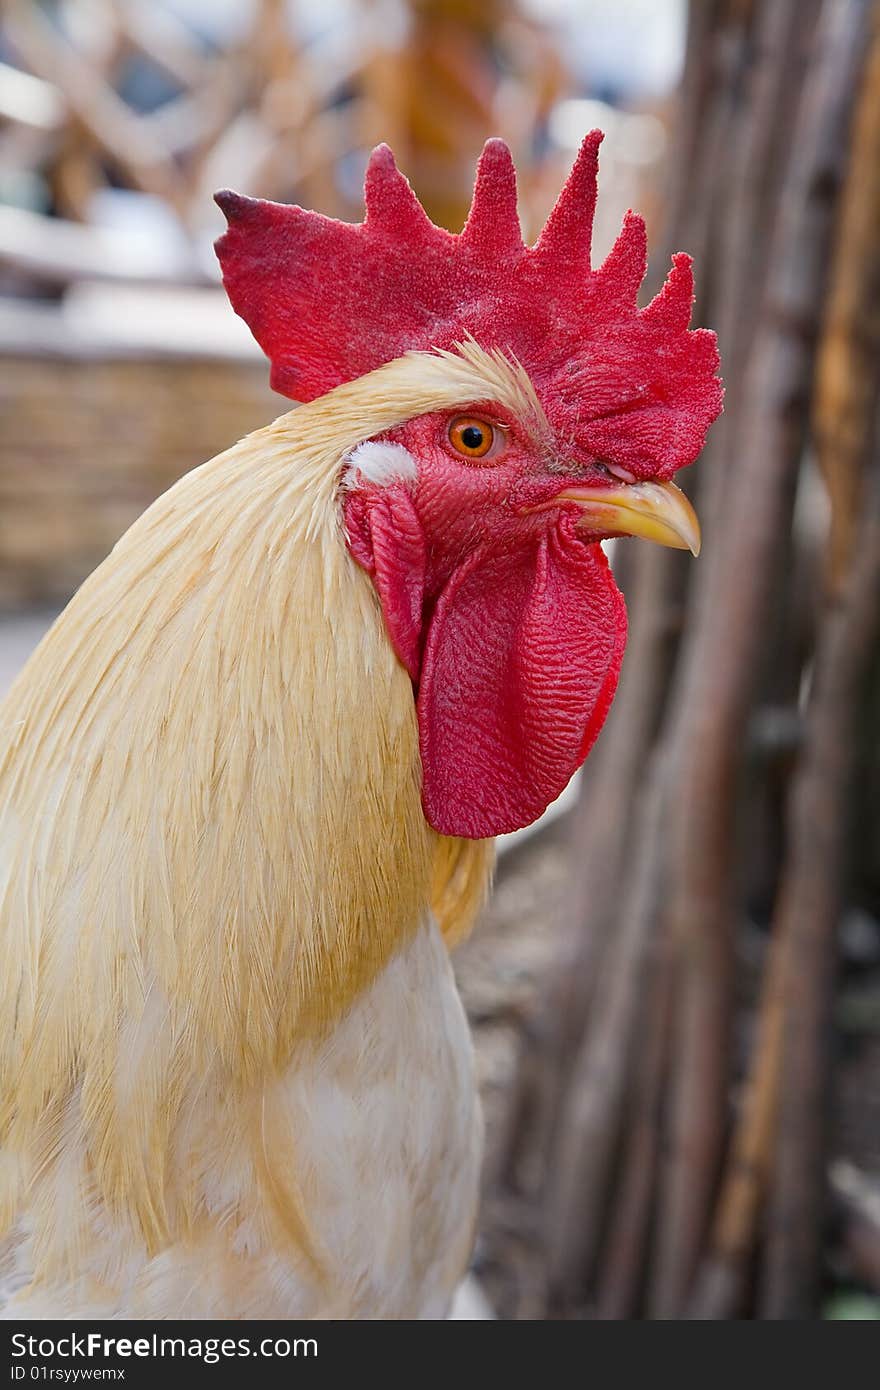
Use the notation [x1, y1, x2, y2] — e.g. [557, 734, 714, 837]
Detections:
[344, 408, 628, 839]
[383, 406, 608, 587]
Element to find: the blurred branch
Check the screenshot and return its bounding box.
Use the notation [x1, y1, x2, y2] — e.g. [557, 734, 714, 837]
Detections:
[687, 930, 785, 1318]
[4, 0, 187, 213]
[648, 0, 869, 1318]
[812, 2, 880, 585]
[0, 59, 64, 131]
[691, 4, 880, 1321]
[112, 0, 211, 90]
[545, 753, 670, 1307]
[761, 452, 880, 1319]
[704, 0, 822, 526]
[594, 933, 673, 1319]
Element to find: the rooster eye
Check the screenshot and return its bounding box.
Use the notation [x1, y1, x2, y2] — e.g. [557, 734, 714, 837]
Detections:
[448, 415, 497, 461]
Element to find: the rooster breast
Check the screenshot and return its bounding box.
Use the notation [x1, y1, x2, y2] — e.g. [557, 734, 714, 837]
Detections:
[272, 918, 482, 1320]
[1, 919, 480, 1319]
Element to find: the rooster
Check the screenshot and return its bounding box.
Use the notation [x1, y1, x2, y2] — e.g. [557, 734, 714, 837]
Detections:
[0, 133, 720, 1318]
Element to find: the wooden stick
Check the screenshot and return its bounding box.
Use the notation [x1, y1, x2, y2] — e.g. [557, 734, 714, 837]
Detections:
[760, 461, 880, 1318]
[812, 2, 880, 586]
[692, 5, 880, 1322]
[4, 1, 186, 213]
[687, 930, 786, 1318]
[648, 0, 868, 1318]
[759, 10, 880, 1303]
[703, 0, 822, 530]
[545, 753, 670, 1307]
[595, 944, 674, 1318]
[0, 59, 63, 130]
[112, 0, 210, 90]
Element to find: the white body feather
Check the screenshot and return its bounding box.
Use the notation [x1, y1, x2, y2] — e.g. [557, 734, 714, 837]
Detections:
[2, 922, 480, 1318]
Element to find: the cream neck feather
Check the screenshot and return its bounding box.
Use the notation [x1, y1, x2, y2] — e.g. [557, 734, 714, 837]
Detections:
[0, 347, 500, 1255]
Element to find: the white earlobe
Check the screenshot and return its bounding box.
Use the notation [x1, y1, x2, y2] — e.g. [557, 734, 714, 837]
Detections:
[341, 441, 418, 490]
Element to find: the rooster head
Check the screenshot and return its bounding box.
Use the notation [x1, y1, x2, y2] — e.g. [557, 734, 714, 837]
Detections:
[215, 133, 722, 839]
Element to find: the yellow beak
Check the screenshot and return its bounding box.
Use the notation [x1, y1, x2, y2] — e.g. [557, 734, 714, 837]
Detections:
[554, 479, 701, 556]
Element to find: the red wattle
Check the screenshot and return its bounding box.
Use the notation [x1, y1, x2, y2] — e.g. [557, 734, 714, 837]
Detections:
[417, 530, 626, 838]
[344, 487, 426, 681]
[345, 491, 627, 839]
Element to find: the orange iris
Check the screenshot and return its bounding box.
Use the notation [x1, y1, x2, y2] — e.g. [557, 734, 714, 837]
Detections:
[448, 416, 495, 460]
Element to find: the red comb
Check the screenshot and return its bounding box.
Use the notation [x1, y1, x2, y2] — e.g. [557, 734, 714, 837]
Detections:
[215, 132, 722, 479]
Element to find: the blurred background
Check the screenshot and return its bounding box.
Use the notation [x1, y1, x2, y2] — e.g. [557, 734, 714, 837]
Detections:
[1, 0, 879, 1320]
